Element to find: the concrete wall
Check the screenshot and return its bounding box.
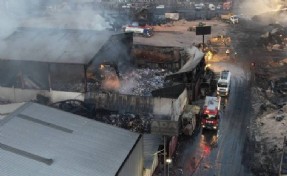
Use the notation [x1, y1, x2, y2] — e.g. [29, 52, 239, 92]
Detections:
[0, 87, 84, 103]
[132, 45, 184, 72]
[85, 88, 188, 120]
[143, 155, 158, 176]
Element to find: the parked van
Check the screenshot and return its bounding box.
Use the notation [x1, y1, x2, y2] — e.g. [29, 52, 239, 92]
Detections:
[217, 70, 231, 96]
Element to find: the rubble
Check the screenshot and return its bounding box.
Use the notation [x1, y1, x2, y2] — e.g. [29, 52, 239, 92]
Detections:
[249, 85, 287, 175]
[94, 111, 153, 133]
[50, 99, 153, 133]
[118, 68, 171, 96]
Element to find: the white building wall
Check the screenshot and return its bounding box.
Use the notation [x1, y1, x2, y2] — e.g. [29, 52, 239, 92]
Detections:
[118, 136, 144, 176]
[153, 88, 188, 120]
[0, 87, 84, 103]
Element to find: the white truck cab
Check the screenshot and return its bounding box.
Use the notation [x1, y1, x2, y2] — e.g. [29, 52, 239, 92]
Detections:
[217, 70, 231, 96]
[230, 15, 239, 24]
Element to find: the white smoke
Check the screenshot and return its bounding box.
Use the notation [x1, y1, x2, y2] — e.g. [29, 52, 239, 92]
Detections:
[239, 0, 287, 26]
[239, 0, 282, 17]
[0, 0, 111, 40]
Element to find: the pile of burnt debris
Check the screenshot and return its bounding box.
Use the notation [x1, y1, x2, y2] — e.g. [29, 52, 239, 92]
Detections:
[50, 99, 153, 133]
[254, 58, 287, 99]
[87, 67, 171, 96]
[93, 109, 152, 133]
[259, 24, 287, 51]
[118, 68, 172, 96]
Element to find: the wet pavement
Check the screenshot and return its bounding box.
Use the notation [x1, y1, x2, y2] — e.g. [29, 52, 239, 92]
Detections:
[171, 60, 254, 176]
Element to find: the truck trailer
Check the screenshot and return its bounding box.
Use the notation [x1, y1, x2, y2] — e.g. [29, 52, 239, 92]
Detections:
[217, 70, 231, 96]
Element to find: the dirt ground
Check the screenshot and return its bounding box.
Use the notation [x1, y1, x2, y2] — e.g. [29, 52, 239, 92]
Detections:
[134, 19, 229, 47]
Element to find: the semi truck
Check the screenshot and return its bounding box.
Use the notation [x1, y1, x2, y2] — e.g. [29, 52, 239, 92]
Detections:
[220, 14, 239, 24]
[217, 70, 231, 96]
[201, 96, 220, 130]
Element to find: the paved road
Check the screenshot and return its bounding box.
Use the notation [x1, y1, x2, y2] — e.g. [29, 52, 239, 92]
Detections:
[173, 59, 254, 176]
[174, 7, 258, 175]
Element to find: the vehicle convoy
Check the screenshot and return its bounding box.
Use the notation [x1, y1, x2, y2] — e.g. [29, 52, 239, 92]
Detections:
[122, 21, 153, 37]
[217, 70, 231, 96]
[201, 96, 220, 130]
[220, 13, 239, 24]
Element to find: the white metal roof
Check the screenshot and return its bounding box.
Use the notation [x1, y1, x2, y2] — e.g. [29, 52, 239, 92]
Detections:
[219, 70, 231, 81]
[0, 28, 115, 64]
[0, 102, 141, 176]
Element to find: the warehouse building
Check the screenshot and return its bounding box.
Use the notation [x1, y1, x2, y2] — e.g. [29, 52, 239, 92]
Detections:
[0, 27, 133, 103]
[0, 102, 143, 176]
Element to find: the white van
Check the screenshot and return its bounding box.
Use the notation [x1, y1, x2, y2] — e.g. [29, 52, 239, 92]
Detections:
[217, 70, 231, 96]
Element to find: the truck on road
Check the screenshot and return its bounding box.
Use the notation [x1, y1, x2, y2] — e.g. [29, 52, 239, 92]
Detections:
[201, 96, 220, 130]
[123, 21, 153, 37]
[217, 70, 231, 97]
[220, 14, 239, 24]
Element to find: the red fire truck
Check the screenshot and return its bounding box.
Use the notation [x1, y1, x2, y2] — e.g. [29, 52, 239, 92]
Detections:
[201, 96, 220, 130]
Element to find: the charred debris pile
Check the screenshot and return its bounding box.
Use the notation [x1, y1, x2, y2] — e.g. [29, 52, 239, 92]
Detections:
[51, 67, 173, 133]
[50, 46, 195, 133]
[251, 21, 287, 103]
[87, 66, 172, 96]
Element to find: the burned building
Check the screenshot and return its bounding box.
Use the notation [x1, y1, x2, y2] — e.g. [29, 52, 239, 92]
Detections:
[0, 27, 133, 103]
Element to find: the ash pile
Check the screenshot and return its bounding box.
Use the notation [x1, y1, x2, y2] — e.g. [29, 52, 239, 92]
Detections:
[118, 68, 172, 96]
[53, 66, 173, 133]
[258, 24, 287, 51]
[88, 65, 172, 96]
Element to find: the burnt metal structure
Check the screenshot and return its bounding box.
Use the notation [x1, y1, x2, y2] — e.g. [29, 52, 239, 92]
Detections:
[0, 27, 133, 94]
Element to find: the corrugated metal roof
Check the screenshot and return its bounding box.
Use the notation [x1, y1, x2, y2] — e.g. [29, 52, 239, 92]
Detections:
[0, 28, 116, 64]
[166, 47, 204, 78]
[0, 102, 140, 176]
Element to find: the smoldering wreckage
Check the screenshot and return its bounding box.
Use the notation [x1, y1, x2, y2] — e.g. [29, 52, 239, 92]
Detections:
[50, 45, 205, 136]
[1, 9, 287, 175]
[240, 19, 287, 174]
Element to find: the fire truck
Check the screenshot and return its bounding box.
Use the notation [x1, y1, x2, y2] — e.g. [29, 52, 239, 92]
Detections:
[201, 96, 220, 130]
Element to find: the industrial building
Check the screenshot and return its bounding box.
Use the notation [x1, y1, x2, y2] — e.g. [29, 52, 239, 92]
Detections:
[0, 27, 133, 103]
[0, 102, 143, 176]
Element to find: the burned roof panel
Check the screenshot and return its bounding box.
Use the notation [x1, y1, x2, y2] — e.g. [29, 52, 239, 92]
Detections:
[166, 47, 204, 79]
[0, 28, 116, 64]
[0, 102, 140, 176]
